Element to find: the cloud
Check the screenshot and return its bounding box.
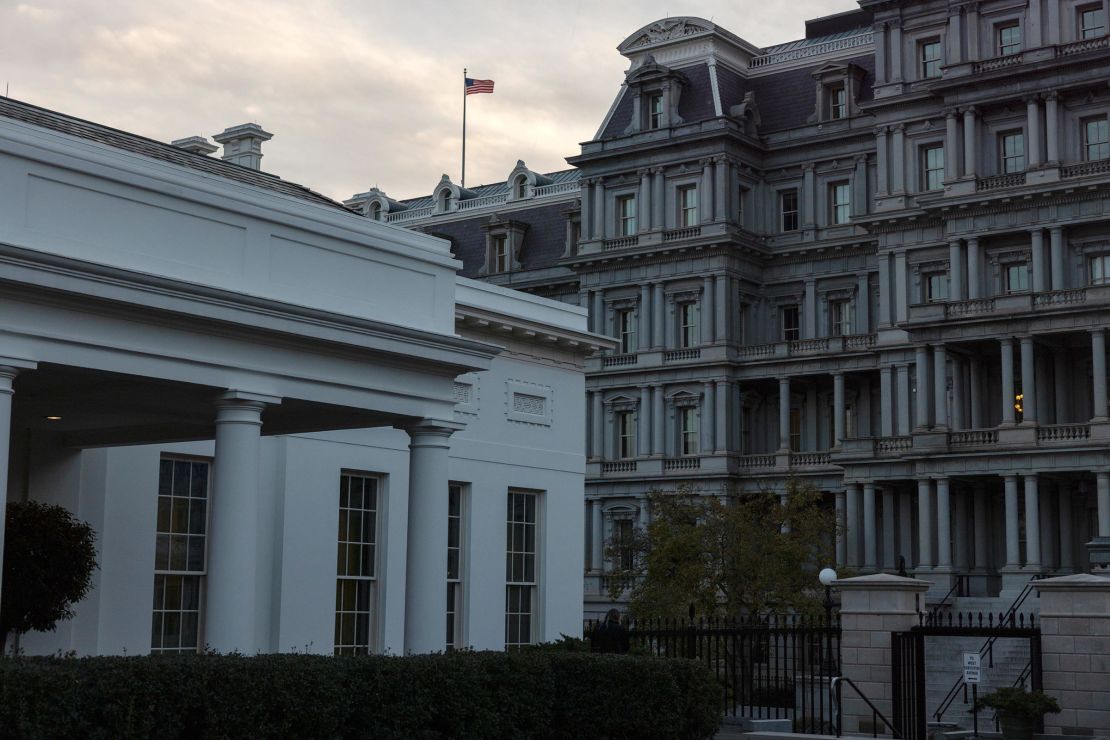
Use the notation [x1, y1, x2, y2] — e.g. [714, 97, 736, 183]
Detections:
[0, 0, 860, 202]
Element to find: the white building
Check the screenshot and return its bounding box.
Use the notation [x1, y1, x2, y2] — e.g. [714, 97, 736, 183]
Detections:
[0, 97, 609, 656]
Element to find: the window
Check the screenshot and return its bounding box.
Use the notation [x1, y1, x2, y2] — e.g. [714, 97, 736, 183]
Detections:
[679, 302, 699, 348]
[648, 93, 664, 129]
[998, 23, 1022, 55]
[1080, 5, 1107, 38]
[780, 190, 799, 232]
[492, 235, 509, 273]
[447, 484, 463, 651]
[1090, 254, 1110, 285]
[678, 185, 698, 227]
[618, 194, 637, 236]
[614, 519, 635, 571]
[152, 457, 209, 654]
[921, 39, 943, 79]
[829, 299, 852, 336]
[926, 272, 949, 303]
[513, 176, 528, 199]
[618, 308, 637, 353]
[1000, 132, 1026, 173]
[829, 84, 847, 120]
[922, 145, 945, 191]
[789, 409, 802, 452]
[617, 410, 636, 459]
[1005, 263, 1030, 294]
[335, 473, 378, 656]
[1084, 117, 1110, 161]
[506, 490, 537, 649]
[679, 407, 699, 456]
[829, 182, 850, 225]
[368, 202, 382, 221]
[781, 305, 800, 342]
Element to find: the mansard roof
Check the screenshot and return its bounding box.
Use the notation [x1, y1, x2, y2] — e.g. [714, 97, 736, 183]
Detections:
[0, 96, 349, 212]
[398, 168, 579, 210]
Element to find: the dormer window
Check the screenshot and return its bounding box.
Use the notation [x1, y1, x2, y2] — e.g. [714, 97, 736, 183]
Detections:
[622, 55, 686, 135]
[811, 63, 864, 123]
[437, 189, 454, 213]
[648, 93, 664, 129]
[492, 236, 509, 273]
[368, 202, 382, 221]
[513, 176, 528, 199]
[829, 84, 847, 120]
[481, 217, 527, 276]
[998, 23, 1022, 56]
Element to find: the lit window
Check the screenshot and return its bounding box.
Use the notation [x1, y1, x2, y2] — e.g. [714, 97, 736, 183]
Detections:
[1000, 132, 1026, 174]
[1084, 118, 1109, 161]
[921, 40, 943, 79]
[679, 302, 699, 348]
[680, 407, 699, 456]
[618, 308, 637, 353]
[492, 235, 509, 273]
[830, 299, 852, 336]
[789, 409, 802, 452]
[335, 474, 378, 655]
[1005, 263, 1030, 294]
[678, 185, 698, 227]
[998, 23, 1022, 56]
[829, 84, 847, 120]
[781, 305, 800, 342]
[1090, 254, 1110, 285]
[926, 272, 949, 303]
[447, 484, 463, 650]
[152, 457, 209, 654]
[648, 93, 664, 129]
[617, 410, 636, 459]
[618, 194, 637, 236]
[780, 190, 799, 232]
[922, 145, 945, 191]
[506, 490, 537, 649]
[830, 182, 851, 225]
[1080, 5, 1107, 39]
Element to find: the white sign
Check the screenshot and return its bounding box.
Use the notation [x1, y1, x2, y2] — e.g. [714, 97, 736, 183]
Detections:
[963, 652, 981, 684]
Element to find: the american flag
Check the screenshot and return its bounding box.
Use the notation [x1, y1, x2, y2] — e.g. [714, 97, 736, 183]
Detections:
[465, 78, 495, 95]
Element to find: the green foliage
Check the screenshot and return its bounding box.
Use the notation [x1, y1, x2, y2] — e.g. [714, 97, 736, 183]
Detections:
[613, 480, 836, 618]
[0, 651, 721, 740]
[973, 687, 1061, 720]
[1, 501, 97, 651]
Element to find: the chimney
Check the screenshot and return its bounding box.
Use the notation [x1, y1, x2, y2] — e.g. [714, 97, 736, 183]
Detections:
[170, 136, 219, 156]
[212, 123, 273, 171]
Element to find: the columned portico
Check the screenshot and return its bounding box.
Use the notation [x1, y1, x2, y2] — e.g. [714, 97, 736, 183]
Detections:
[206, 391, 280, 654]
[403, 419, 464, 654]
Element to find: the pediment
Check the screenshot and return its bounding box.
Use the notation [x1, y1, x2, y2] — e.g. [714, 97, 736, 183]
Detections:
[620, 17, 714, 52]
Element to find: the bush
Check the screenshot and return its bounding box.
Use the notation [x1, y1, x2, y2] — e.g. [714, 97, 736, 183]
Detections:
[0, 651, 721, 739]
[973, 687, 1061, 720]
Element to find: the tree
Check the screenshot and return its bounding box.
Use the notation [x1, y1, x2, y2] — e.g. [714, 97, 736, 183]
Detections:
[609, 480, 837, 618]
[1, 500, 97, 652]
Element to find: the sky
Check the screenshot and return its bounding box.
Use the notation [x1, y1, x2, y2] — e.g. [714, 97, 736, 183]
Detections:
[0, 0, 860, 203]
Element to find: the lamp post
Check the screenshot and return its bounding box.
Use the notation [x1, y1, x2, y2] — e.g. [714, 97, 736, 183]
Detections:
[819, 567, 838, 675]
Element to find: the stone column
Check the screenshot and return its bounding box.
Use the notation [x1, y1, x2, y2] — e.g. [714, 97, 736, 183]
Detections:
[714, 156, 728, 222]
[853, 155, 868, 218]
[963, 107, 978, 178]
[945, 110, 961, 180]
[1035, 575, 1110, 738]
[701, 276, 715, 345]
[936, 478, 953, 569]
[967, 237, 982, 299]
[653, 168, 665, 228]
[876, 127, 890, 195]
[802, 164, 816, 228]
[580, 180, 593, 240]
[1054, 349, 1070, 423]
[1024, 474, 1042, 570]
[951, 356, 966, 430]
[856, 272, 870, 333]
[0, 365, 20, 617]
[638, 169, 651, 232]
[778, 377, 791, 452]
[403, 419, 463, 654]
[1001, 338, 1017, 425]
[917, 479, 934, 570]
[715, 380, 728, 454]
[967, 3, 981, 59]
[934, 344, 949, 430]
[1021, 337, 1037, 425]
[882, 488, 897, 570]
[833, 372, 846, 449]
[880, 366, 894, 437]
[890, 25, 904, 80]
[949, 241, 964, 300]
[638, 386, 651, 457]
[878, 254, 892, 326]
[863, 483, 878, 571]
[638, 284, 651, 349]
[896, 364, 911, 435]
[804, 279, 817, 339]
[969, 357, 983, 429]
[915, 346, 931, 429]
[701, 159, 714, 224]
[1045, 92, 1060, 164]
[1093, 330, 1108, 421]
[207, 392, 277, 654]
[591, 499, 603, 571]
[592, 291, 605, 338]
[1098, 472, 1110, 537]
[652, 282, 665, 349]
[846, 484, 861, 567]
[836, 575, 931, 736]
[652, 386, 665, 455]
[593, 176, 606, 238]
[955, 489, 970, 572]
[590, 391, 603, 459]
[1004, 475, 1022, 569]
[899, 490, 914, 567]
[1031, 229, 1047, 293]
[715, 274, 729, 343]
[1026, 97, 1044, 168]
[973, 486, 989, 572]
[894, 251, 908, 323]
[836, 491, 847, 567]
[701, 381, 715, 453]
[891, 124, 906, 194]
[1059, 485, 1074, 573]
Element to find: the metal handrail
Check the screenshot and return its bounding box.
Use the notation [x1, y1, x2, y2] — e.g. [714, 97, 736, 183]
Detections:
[931, 575, 970, 614]
[832, 676, 903, 738]
[932, 576, 1043, 722]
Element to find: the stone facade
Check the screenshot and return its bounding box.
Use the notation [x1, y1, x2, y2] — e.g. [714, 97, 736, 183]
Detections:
[350, 1, 1110, 616]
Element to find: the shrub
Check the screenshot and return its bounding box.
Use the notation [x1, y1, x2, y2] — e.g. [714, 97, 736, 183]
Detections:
[973, 687, 1061, 720]
[0, 651, 720, 739]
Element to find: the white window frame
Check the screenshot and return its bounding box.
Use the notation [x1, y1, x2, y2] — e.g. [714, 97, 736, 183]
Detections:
[829, 84, 847, 120]
[447, 483, 465, 651]
[492, 235, 509, 273]
[920, 39, 943, 79]
[505, 489, 538, 649]
[334, 472, 379, 656]
[922, 144, 945, 191]
[1083, 117, 1109, 162]
[678, 185, 698, 227]
[829, 181, 851, 225]
[998, 22, 1022, 55]
[1000, 131, 1026, 173]
[648, 93, 664, 129]
[618, 194, 637, 236]
[1080, 4, 1107, 38]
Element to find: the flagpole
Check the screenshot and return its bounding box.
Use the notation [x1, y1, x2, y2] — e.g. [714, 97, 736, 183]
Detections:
[461, 67, 467, 188]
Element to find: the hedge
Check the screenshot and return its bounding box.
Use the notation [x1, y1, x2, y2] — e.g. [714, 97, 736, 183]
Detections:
[0, 650, 720, 739]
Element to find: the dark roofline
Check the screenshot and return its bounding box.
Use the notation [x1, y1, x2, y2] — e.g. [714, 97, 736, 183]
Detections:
[806, 8, 874, 38]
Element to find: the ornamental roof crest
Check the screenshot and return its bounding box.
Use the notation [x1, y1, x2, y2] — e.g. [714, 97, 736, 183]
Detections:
[624, 17, 712, 50]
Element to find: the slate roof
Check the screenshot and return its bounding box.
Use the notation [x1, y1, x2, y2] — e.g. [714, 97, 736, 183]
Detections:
[0, 96, 350, 212]
[398, 169, 579, 209]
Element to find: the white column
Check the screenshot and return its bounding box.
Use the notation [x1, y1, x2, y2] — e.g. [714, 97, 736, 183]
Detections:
[1050, 227, 1065, 291]
[206, 393, 275, 654]
[963, 107, 978, 178]
[1093, 330, 1108, 421]
[1046, 93, 1060, 164]
[1001, 338, 1017, 425]
[0, 366, 19, 619]
[778, 377, 791, 452]
[833, 372, 846, 449]
[1004, 475, 1022, 568]
[591, 500, 603, 571]
[846, 484, 861, 567]
[857, 272, 871, 333]
[934, 344, 949, 430]
[891, 25, 903, 80]
[936, 478, 953, 569]
[967, 4, 981, 59]
[863, 483, 878, 571]
[652, 282, 665, 349]
[882, 488, 897, 570]
[949, 241, 965, 301]
[1024, 475, 1042, 570]
[1026, 97, 1044, 168]
[652, 386, 665, 455]
[915, 346, 931, 429]
[638, 386, 651, 457]
[1031, 229, 1047, 294]
[836, 491, 847, 567]
[917, 479, 933, 569]
[1020, 337, 1037, 425]
[403, 420, 461, 654]
[899, 490, 914, 568]
[1097, 472, 1110, 538]
[880, 366, 894, 437]
[967, 237, 982, 299]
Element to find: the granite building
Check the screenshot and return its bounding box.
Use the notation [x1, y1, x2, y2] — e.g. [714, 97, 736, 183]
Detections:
[349, 0, 1110, 616]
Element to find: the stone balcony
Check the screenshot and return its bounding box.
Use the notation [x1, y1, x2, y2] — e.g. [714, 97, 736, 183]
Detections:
[575, 221, 731, 258]
[907, 285, 1110, 326]
[589, 449, 840, 479]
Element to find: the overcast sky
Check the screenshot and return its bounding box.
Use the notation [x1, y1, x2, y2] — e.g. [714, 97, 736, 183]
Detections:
[1, 1, 859, 202]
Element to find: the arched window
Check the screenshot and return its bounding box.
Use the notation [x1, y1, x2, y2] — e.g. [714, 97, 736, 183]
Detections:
[368, 202, 382, 221]
[514, 175, 529, 199]
[437, 189, 454, 213]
